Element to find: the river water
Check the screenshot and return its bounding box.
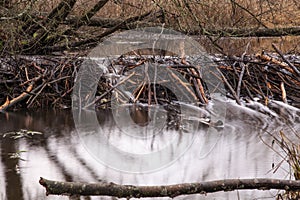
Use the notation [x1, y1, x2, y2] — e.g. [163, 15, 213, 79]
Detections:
[0, 25, 299, 199]
[0, 99, 299, 200]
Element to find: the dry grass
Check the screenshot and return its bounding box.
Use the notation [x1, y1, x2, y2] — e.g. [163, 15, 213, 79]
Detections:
[262, 129, 300, 199]
[269, 129, 300, 181]
[276, 131, 300, 200]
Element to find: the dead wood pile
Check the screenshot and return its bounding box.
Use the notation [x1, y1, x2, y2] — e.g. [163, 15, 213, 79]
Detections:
[0, 51, 299, 112]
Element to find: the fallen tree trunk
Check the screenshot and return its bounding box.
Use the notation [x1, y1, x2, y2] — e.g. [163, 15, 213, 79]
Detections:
[190, 26, 300, 37]
[39, 177, 300, 198]
[63, 12, 161, 29]
[20, 12, 300, 37]
[42, 10, 159, 52]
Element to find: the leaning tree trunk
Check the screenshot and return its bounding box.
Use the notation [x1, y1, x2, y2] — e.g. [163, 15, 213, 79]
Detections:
[21, 0, 77, 54]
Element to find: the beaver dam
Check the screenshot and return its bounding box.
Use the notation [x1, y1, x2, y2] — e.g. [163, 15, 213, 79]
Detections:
[1, 31, 300, 197]
[1, 0, 300, 199]
[0, 50, 299, 113]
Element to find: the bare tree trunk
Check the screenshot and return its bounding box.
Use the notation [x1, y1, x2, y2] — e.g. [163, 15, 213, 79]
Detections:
[58, 0, 110, 41]
[71, 0, 110, 30]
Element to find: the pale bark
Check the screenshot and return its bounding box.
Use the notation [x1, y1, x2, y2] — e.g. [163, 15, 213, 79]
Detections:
[40, 177, 300, 198]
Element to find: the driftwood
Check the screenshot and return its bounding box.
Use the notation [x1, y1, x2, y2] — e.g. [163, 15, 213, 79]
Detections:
[39, 177, 300, 198]
[272, 43, 300, 77]
[1, 0, 299, 55]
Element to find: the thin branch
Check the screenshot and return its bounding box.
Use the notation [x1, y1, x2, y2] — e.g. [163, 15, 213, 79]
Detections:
[229, 0, 268, 28]
[236, 43, 249, 98]
[217, 68, 241, 105]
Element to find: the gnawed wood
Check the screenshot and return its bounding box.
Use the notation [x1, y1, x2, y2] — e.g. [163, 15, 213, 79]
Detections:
[0, 84, 33, 112]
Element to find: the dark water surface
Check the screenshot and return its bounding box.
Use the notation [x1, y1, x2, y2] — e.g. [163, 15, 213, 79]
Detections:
[0, 100, 299, 200]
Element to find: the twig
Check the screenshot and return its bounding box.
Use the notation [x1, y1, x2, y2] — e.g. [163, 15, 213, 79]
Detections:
[229, 0, 268, 28]
[236, 63, 245, 98]
[217, 68, 241, 105]
[236, 42, 249, 98]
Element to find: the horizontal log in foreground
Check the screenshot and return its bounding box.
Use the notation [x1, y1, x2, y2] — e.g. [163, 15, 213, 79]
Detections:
[39, 177, 300, 198]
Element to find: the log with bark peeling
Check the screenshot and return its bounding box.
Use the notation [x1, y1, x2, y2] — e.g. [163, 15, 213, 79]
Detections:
[39, 177, 300, 198]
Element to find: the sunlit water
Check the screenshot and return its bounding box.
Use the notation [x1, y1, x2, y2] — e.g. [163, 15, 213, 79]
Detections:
[0, 99, 299, 200]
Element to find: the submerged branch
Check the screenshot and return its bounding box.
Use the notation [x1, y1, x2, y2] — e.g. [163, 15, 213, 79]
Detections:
[39, 177, 300, 198]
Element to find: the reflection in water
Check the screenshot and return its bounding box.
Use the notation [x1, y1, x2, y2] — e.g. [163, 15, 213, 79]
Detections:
[0, 101, 299, 200]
